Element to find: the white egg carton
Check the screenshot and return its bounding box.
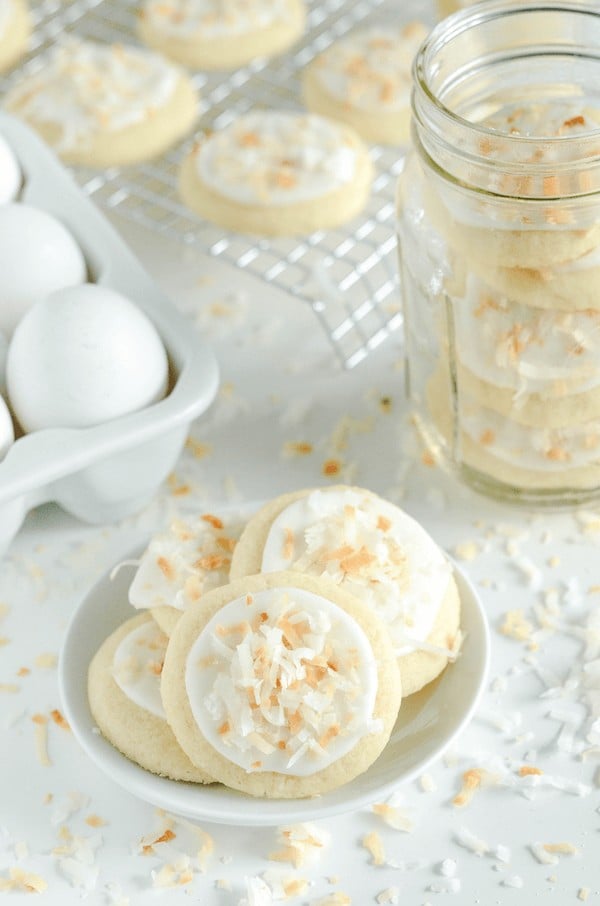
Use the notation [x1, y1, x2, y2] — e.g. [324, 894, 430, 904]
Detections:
[0, 112, 219, 556]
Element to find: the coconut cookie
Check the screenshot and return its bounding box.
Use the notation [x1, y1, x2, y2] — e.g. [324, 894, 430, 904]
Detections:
[230, 486, 461, 696]
[3, 37, 198, 167]
[427, 371, 600, 491]
[0, 0, 30, 73]
[138, 0, 306, 71]
[128, 512, 244, 636]
[178, 110, 373, 236]
[451, 272, 600, 426]
[161, 571, 401, 798]
[88, 613, 212, 782]
[302, 22, 428, 146]
[424, 102, 600, 270]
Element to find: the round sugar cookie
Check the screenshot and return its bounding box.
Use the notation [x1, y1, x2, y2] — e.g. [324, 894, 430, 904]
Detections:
[0, 0, 30, 73]
[229, 485, 461, 696]
[178, 110, 373, 236]
[302, 22, 428, 146]
[138, 0, 306, 70]
[449, 270, 600, 412]
[129, 512, 244, 636]
[161, 571, 401, 798]
[457, 363, 600, 430]
[427, 370, 600, 491]
[4, 37, 198, 167]
[88, 613, 212, 782]
[422, 102, 600, 270]
[424, 179, 600, 271]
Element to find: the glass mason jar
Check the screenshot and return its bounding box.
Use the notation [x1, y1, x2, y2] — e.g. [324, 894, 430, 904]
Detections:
[397, 0, 600, 506]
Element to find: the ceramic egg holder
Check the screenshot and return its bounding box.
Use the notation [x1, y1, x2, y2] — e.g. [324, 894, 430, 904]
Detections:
[0, 112, 219, 556]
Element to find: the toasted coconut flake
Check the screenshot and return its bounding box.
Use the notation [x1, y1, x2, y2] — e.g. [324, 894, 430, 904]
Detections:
[499, 610, 535, 642]
[85, 815, 107, 828]
[0, 683, 20, 693]
[270, 824, 330, 869]
[32, 716, 50, 766]
[151, 856, 193, 888]
[453, 768, 497, 807]
[0, 867, 48, 893]
[578, 888, 591, 901]
[35, 652, 57, 669]
[50, 709, 70, 731]
[376, 888, 399, 905]
[362, 831, 385, 866]
[518, 765, 543, 777]
[454, 541, 480, 561]
[372, 803, 413, 832]
[455, 826, 490, 856]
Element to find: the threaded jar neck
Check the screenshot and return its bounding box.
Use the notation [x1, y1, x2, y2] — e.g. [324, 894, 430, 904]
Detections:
[412, 1, 600, 201]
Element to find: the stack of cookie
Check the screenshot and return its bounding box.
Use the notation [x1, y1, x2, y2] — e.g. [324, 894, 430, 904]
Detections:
[88, 486, 461, 799]
[426, 104, 600, 492]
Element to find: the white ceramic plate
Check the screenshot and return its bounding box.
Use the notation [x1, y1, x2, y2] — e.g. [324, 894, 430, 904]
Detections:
[59, 548, 489, 827]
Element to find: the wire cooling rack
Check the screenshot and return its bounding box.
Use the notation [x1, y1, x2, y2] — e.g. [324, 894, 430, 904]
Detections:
[0, 0, 430, 367]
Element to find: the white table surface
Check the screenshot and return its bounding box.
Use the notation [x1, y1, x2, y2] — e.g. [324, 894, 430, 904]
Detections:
[1, 216, 599, 905]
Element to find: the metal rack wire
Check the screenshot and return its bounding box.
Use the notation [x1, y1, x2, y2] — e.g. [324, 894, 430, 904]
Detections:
[0, 0, 427, 367]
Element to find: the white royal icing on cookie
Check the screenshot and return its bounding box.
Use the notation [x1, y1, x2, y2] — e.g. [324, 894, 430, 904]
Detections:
[185, 586, 380, 775]
[196, 111, 359, 205]
[143, 0, 290, 38]
[313, 23, 427, 113]
[261, 488, 451, 656]
[112, 621, 168, 718]
[461, 395, 600, 471]
[129, 514, 242, 613]
[454, 273, 600, 398]
[6, 38, 179, 151]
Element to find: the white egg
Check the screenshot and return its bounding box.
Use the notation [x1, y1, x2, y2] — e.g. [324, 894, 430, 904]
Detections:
[6, 283, 170, 432]
[0, 394, 14, 459]
[0, 203, 87, 336]
[0, 135, 21, 204]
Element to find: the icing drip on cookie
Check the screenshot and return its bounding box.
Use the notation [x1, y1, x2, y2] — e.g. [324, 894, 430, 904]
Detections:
[185, 587, 380, 775]
[261, 488, 451, 655]
[0, 0, 14, 39]
[461, 396, 600, 470]
[5, 38, 179, 150]
[455, 273, 600, 397]
[143, 0, 290, 38]
[129, 514, 242, 613]
[112, 621, 168, 718]
[313, 23, 428, 112]
[195, 111, 358, 205]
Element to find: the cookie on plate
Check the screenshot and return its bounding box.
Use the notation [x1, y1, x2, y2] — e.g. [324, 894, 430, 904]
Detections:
[0, 0, 30, 73]
[178, 110, 373, 235]
[138, 0, 306, 70]
[161, 571, 401, 798]
[230, 485, 461, 696]
[4, 37, 199, 167]
[302, 22, 428, 146]
[88, 612, 212, 782]
[128, 512, 244, 636]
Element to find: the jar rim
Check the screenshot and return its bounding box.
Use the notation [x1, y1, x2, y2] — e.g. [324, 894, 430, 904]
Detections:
[411, 0, 600, 198]
[415, 0, 600, 139]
